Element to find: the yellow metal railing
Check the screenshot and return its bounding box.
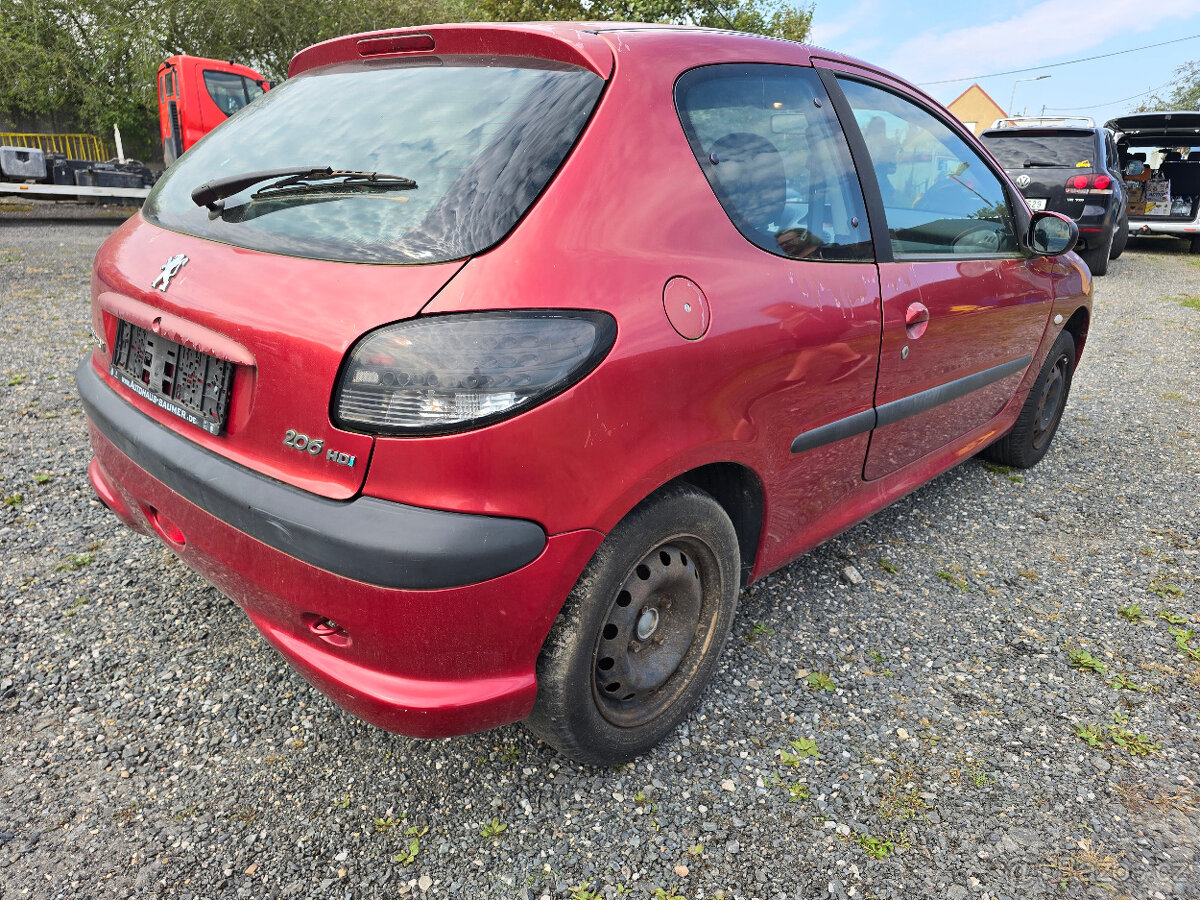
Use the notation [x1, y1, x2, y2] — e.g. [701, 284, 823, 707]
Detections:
[0, 133, 112, 162]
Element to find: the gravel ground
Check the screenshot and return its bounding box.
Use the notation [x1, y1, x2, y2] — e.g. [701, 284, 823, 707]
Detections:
[1, 199, 1198, 900]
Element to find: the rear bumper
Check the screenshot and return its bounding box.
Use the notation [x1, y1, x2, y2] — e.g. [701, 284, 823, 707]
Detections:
[77, 356, 546, 589]
[1128, 217, 1200, 237]
[78, 355, 605, 737]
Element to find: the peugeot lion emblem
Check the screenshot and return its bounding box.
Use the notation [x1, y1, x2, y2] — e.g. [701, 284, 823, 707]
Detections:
[1015, 174, 1032, 189]
[151, 254, 189, 291]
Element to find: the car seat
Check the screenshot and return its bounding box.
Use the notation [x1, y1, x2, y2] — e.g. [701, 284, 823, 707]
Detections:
[707, 132, 787, 247]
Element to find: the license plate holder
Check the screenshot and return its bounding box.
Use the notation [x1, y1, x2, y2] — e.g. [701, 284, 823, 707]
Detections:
[109, 320, 234, 435]
[1026, 198, 1047, 211]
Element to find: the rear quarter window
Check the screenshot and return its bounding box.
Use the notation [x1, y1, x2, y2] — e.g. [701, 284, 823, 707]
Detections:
[144, 57, 604, 264]
[674, 64, 873, 262]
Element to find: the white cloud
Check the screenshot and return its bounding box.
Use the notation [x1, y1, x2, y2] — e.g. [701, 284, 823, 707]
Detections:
[874, 0, 1200, 85]
[808, 0, 885, 56]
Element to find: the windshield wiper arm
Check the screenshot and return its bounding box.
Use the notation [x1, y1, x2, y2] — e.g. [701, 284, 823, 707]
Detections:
[191, 167, 416, 210]
[1022, 159, 1062, 168]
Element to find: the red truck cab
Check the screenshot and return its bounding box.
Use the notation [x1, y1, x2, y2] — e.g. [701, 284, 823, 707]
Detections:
[158, 56, 269, 166]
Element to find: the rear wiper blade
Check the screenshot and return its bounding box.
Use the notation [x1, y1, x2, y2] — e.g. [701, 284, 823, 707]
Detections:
[191, 167, 416, 210]
[253, 171, 418, 201]
[1022, 160, 1062, 168]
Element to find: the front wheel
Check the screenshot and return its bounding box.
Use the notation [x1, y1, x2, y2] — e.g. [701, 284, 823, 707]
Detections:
[525, 484, 740, 765]
[981, 330, 1076, 469]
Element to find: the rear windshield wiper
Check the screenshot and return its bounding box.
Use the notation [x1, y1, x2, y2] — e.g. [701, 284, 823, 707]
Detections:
[191, 167, 417, 211]
[1021, 160, 1063, 168]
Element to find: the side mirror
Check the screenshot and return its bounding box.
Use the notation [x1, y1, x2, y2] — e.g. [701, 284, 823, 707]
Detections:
[1029, 211, 1078, 256]
[1124, 160, 1145, 176]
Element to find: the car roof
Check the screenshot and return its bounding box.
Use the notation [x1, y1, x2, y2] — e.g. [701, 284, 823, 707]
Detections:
[1104, 110, 1200, 136]
[979, 127, 1099, 139]
[288, 21, 897, 87]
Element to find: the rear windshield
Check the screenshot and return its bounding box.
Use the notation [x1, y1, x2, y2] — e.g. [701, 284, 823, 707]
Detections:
[981, 133, 1096, 170]
[144, 57, 604, 264]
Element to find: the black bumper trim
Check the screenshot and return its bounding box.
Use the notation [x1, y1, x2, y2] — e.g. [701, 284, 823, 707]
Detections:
[874, 355, 1031, 428]
[789, 355, 1032, 455]
[77, 358, 547, 590]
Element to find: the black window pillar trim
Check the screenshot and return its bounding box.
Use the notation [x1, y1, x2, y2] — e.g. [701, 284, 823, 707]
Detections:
[815, 66, 894, 265]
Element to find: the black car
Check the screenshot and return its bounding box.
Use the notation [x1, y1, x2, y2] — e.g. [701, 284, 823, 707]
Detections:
[980, 116, 1127, 275]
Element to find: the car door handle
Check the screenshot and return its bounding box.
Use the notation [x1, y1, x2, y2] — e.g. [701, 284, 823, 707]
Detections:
[905, 302, 930, 340]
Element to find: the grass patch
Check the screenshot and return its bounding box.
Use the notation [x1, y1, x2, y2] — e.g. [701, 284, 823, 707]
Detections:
[878, 557, 898, 574]
[1151, 580, 1186, 601]
[1108, 672, 1148, 693]
[480, 817, 508, 839]
[744, 621, 775, 642]
[1168, 626, 1200, 662]
[392, 825, 428, 866]
[1167, 293, 1200, 310]
[1118, 604, 1144, 622]
[935, 569, 968, 590]
[780, 737, 819, 766]
[55, 553, 94, 572]
[1073, 713, 1162, 756]
[1067, 647, 1107, 675]
[857, 834, 898, 859]
[805, 671, 836, 691]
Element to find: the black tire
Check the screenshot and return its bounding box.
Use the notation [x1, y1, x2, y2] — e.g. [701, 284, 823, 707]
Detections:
[982, 330, 1076, 469]
[1109, 210, 1128, 260]
[525, 484, 740, 765]
[1079, 229, 1112, 276]
[1189, 235, 1200, 254]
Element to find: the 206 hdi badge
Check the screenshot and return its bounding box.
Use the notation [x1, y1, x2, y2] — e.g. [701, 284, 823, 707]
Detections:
[151, 254, 189, 291]
[283, 429, 357, 468]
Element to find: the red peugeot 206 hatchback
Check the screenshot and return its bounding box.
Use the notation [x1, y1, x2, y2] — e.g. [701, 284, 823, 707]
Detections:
[78, 23, 1091, 765]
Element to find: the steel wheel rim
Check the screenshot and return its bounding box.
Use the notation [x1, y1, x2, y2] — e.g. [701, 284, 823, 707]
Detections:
[1032, 352, 1068, 450]
[592, 538, 715, 728]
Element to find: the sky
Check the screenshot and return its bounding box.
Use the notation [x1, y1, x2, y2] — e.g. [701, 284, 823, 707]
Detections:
[807, 0, 1200, 123]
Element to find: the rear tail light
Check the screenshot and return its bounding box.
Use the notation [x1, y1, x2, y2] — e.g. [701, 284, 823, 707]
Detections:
[1065, 174, 1113, 191]
[333, 310, 617, 435]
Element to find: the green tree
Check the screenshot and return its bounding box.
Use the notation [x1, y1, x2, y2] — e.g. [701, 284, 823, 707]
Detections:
[1135, 59, 1200, 112]
[0, 0, 814, 162]
[477, 0, 814, 42]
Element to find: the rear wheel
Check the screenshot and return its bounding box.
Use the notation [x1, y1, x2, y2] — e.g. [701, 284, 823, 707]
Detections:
[1109, 210, 1128, 260]
[525, 484, 740, 765]
[1190, 235, 1200, 254]
[981, 330, 1076, 469]
[1079, 229, 1112, 276]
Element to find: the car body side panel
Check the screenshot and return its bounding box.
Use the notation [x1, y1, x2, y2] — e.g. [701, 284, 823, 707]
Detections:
[864, 257, 1053, 479]
[372, 32, 883, 577]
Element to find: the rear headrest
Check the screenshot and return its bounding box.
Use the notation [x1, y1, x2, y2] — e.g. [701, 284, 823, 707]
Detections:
[1165, 151, 1183, 162]
[1131, 152, 1146, 161]
[1189, 151, 1200, 162]
[707, 132, 787, 239]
